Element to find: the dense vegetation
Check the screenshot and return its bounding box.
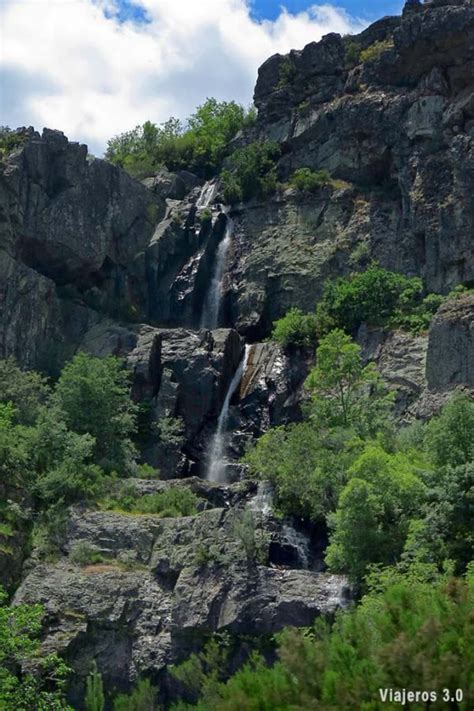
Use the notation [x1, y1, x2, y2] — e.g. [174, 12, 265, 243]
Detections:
[164, 323, 473, 709]
[271, 265, 458, 349]
[0, 126, 28, 160]
[0, 353, 195, 569]
[105, 98, 256, 179]
[221, 140, 280, 204]
[247, 328, 474, 584]
[0, 586, 72, 709]
[290, 167, 332, 192]
[168, 568, 473, 710]
[1, 279, 472, 707]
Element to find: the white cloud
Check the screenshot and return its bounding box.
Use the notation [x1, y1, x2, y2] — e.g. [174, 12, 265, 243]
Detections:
[0, 0, 366, 155]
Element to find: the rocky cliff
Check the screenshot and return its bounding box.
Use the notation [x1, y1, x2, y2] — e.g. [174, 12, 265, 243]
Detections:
[1, 0, 473, 707]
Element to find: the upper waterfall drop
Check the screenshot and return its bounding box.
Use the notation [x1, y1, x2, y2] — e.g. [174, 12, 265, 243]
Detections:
[200, 214, 233, 330]
[196, 180, 216, 210]
[205, 345, 250, 483]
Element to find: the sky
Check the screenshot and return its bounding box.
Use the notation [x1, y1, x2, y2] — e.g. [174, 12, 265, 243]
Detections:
[0, 0, 404, 156]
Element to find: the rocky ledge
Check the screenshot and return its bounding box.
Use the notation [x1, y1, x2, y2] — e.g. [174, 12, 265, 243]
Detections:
[15, 478, 349, 707]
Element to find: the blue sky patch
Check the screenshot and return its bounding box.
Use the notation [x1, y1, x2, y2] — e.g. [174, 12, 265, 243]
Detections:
[102, 0, 151, 25]
[251, 0, 404, 21]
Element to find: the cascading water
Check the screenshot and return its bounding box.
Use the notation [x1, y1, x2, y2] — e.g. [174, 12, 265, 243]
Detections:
[200, 216, 233, 330]
[196, 180, 216, 209]
[205, 345, 250, 483]
[249, 481, 274, 518]
[281, 524, 310, 569]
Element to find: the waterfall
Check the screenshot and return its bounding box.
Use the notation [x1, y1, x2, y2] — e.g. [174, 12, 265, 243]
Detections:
[206, 345, 250, 483]
[196, 180, 216, 209]
[200, 216, 232, 330]
[281, 524, 310, 569]
[249, 481, 274, 517]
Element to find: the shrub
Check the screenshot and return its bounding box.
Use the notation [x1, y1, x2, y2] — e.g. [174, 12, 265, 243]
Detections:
[136, 488, 199, 517]
[425, 395, 474, 469]
[232, 509, 269, 564]
[200, 208, 212, 224]
[345, 41, 361, 67]
[0, 358, 50, 425]
[155, 416, 186, 448]
[277, 57, 296, 88]
[85, 663, 105, 711]
[360, 38, 394, 63]
[0, 127, 28, 160]
[114, 678, 157, 710]
[290, 167, 331, 192]
[221, 141, 280, 204]
[271, 307, 318, 349]
[0, 403, 31, 487]
[106, 99, 255, 179]
[69, 542, 105, 566]
[104, 485, 199, 518]
[55, 352, 138, 474]
[315, 265, 426, 336]
[0, 586, 72, 709]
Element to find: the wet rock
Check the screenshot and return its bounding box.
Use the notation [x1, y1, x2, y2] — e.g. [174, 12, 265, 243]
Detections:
[237, 341, 308, 438]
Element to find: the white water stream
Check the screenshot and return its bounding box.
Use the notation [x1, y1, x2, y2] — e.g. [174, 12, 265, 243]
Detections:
[196, 180, 216, 209]
[206, 345, 250, 483]
[200, 215, 233, 330]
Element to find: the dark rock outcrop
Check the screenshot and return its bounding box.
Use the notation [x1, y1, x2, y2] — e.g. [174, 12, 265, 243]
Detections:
[15, 483, 349, 707]
[426, 293, 474, 390]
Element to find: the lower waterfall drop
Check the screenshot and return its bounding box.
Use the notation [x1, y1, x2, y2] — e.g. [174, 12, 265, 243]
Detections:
[205, 345, 250, 483]
[200, 215, 233, 330]
[249, 481, 274, 518]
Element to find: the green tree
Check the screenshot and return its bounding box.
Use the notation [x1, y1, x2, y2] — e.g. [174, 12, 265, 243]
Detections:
[271, 308, 318, 349]
[0, 359, 50, 425]
[425, 395, 474, 468]
[24, 405, 105, 506]
[244, 422, 357, 522]
[326, 444, 426, 582]
[305, 329, 393, 437]
[105, 99, 255, 179]
[169, 570, 474, 710]
[0, 403, 31, 487]
[85, 663, 105, 711]
[113, 679, 157, 710]
[54, 353, 137, 474]
[221, 141, 280, 203]
[315, 265, 427, 336]
[411, 462, 474, 573]
[0, 587, 72, 710]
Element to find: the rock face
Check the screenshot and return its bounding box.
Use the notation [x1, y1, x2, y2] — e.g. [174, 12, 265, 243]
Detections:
[229, 0, 474, 336]
[426, 293, 474, 390]
[14, 481, 349, 708]
[2, 3, 474, 707]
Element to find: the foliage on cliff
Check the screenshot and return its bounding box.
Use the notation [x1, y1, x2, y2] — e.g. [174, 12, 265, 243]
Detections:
[0, 587, 72, 710]
[105, 99, 256, 178]
[169, 567, 474, 710]
[246, 329, 474, 585]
